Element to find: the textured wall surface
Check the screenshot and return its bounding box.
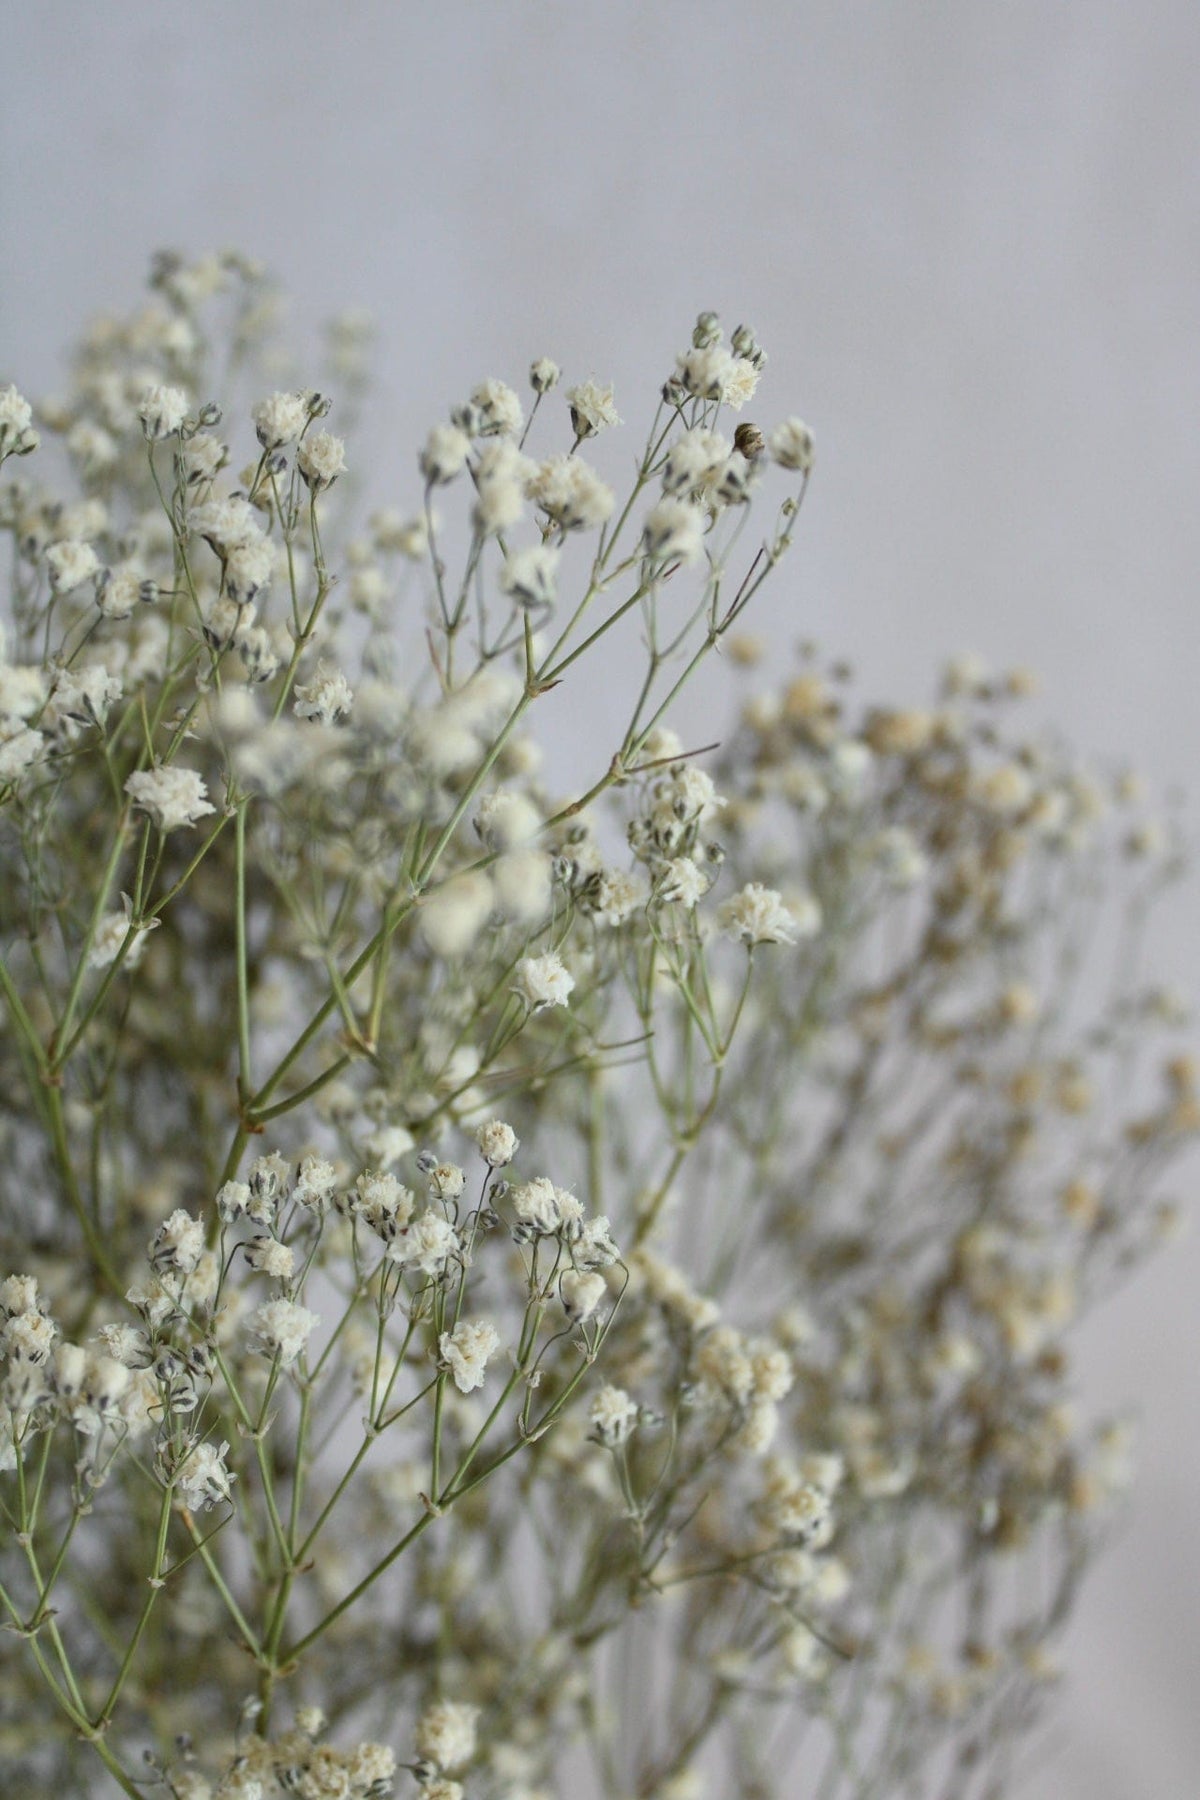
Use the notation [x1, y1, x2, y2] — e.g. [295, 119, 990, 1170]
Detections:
[3, 5, 1197, 1793]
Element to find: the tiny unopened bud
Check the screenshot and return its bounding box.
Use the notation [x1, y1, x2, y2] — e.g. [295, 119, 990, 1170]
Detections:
[692, 310, 721, 349]
[733, 421, 765, 462]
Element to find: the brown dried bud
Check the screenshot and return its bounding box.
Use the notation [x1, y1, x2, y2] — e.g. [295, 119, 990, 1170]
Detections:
[733, 421, 765, 461]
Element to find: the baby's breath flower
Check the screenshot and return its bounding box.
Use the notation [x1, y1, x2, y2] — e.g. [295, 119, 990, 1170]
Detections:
[216, 1180, 253, 1222]
[560, 1268, 607, 1323]
[769, 417, 816, 473]
[174, 1440, 235, 1511]
[427, 1161, 465, 1202]
[224, 537, 274, 602]
[45, 664, 123, 734]
[387, 1209, 459, 1276]
[415, 1701, 478, 1772]
[244, 1236, 296, 1281]
[420, 871, 495, 959]
[500, 543, 559, 609]
[530, 355, 560, 394]
[642, 497, 705, 566]
[87, 896, 158, 971]
[97, 564, 156, 620]
[420, 423, 471, 484]
[249, 1298, 320, 1366]
[510, 1176, 562, 1237]
[125, 765, 216, 833]
[529, 454, 615, 531]
[661, 426, 729, 494]
[717, 882, 811, 947]
[473, 439, 532, 535]
[657, 856, 709, 908]
[589, 1383, 637, 1446]
[293, 1154, 338, 1209]
[676, 344, 734, 401]
[181, 431, 228, 484]
[351, 1169, 415, 1239]
[0, 383, 38, 456]
[721, 357, 761, 411]
[294, 662, 354, 725]
[149, 1208, 205, 1276]
[439, 1318, 501, 1392]
[470, 378, 524, 439]
[46, 539, 100, 593]
[190, 494, 264, 554]
[67, 418, 118, 474]
[252, 390, 309, 450]
[139, 383, 190, 439]
[474, 788, 540, 851]
[566, 378, 620, 440]
[476, 1119, 518, 1166]
[297, 429, 347, 492]
[512, 951, 574, 1010]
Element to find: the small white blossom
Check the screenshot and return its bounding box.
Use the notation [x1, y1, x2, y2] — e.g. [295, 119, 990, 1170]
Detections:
[249, 1299, 320, 1366]
[297, 429, 346, 492]
[420, 423, 471, 485]
[139, 384, 189, 440]
[224, 537, 274, 602]
[560, 1268, 607, 1323]
[530, 356, 560, 394]
[292, 1153, 339, 1209]
[642, 498, 705, 566]
[500, 544, 559, 609]
[475, 1119, 518, 1166]
[0, 384, 38, 456]
[0, 723, 44, 782]
[97, 564, 156, 619]
[87, 896, 158, 971]
[427, 1161, 466, 1201]
[473, 440, 532, 535]
[190, 495, 263, 554]
[439, 1318, 501, 1392]
[566, 378, 620, 439]
[67, 419, 118, 474]
[769, 417, 816, 474]
[415, 1700, 479, 1772]
[244, 1236, 296, 1281]
[661, 427, 729, 494]
[125, 765, 216, 833]
[216, 1180, 253, 1222]
[513, 951, 574, 1010]
[253, 390, 309, 450]
[657, 856, 709, 908]
[718, 882, 813, 947]
[387, 1208, 459, 1276]
[294, 663, 353, 725]
[351, 1170, 416, 1240]
[420, 872, 495, 958]
[510, 1176, 562, 1237]
[174, 1440, 235, 1511]
[721, 357, 761, 411]
[149, 1209, 205, 1276]
[43, 664, 122, 736]
[470, 378, 524, 439]
[362, 1123, 416, 1170]
[474, 789, 541, 851]
[46, 540, 100, 593]
[676, 345, 735, 401]
[590, 1384, 638, 1447]
[529, 454, 614, 531]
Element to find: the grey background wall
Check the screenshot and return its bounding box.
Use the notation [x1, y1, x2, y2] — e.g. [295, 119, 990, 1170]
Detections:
[3, 4, 1197, 1793]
